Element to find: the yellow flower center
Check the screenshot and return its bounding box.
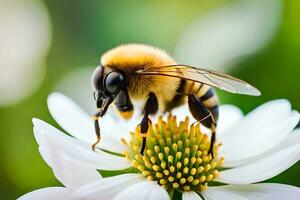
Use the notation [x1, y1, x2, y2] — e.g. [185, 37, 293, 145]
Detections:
[124, 115, 223, 192]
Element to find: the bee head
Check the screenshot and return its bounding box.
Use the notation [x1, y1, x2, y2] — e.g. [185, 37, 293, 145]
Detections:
[92, 65, 125, 109]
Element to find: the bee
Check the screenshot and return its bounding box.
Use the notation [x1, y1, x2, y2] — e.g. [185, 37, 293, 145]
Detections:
[92, 44, 260, 156]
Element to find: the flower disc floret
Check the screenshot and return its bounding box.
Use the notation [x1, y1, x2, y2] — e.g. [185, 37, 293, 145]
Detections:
[125, 115, 223, 192]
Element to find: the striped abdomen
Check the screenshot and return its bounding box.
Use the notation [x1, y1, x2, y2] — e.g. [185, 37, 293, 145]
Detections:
[165, 80, 219, 127]
[162, 80, 218, 128]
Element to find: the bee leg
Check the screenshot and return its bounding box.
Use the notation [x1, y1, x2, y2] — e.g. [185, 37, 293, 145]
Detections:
[140, 116, 149, 155]
[209, 124, 216, 157]
[188, 94, 217, 158]
[92, 108, 108, 151]
[140, 92, 158, 155]
[91, 97, 114, 151]
[92, 113, 101, 151]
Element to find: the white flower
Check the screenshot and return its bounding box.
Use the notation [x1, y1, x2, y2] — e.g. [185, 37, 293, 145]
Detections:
[19, 93, 300, 200]
[18, 118, 103, 200]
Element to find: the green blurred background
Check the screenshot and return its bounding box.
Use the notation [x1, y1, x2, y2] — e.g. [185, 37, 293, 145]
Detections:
[0, 0, 300, 199]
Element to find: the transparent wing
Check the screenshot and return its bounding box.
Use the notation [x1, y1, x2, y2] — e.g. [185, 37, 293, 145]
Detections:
[136, 65, 261, 96]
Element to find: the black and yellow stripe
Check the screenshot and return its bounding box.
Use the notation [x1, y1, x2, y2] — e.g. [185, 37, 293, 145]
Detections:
[165, 79, 219, 128]
[167, 80, 219, 127]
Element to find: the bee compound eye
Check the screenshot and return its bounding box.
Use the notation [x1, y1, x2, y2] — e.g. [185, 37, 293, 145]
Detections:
[92, 66, 104, 90]
[104, 71, 124, 94]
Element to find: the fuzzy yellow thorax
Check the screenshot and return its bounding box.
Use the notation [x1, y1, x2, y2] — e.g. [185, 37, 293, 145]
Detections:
[124, 115, 224, 192]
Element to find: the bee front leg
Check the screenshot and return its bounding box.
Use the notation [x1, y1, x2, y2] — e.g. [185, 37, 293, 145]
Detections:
[139, 92, 158, 155]
[92, 112, 101, 151]
[92, 97, 114, 151]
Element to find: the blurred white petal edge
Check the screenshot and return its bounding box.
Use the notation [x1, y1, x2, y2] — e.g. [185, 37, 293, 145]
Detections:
[0, 0, 52, 106]
[55, 67, 96, 114]
[174, 0, 282, 71]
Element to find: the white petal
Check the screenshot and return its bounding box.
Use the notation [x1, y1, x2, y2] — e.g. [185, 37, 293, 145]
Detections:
[217, 105, 243, 135]
[217, 144, 300, 184]
[222, 128, 300, 166]
[182, 191, 202, 200]
[113, 181, 170, 200]
[204, 184, 300, 200]
[18, 187, 73, 200]
[39, 144, 101, 190]
[202, 186, 248, 200]
[222, 111, 299, 167]
[47, 92, 127, 153]
[34, 118, 101, 190]
[249, 99, 292, 119]
[74, 174, 145, 200]
[219, 100, 299, 166]
[271, 128, 300, 150]
[33, 118, 131, 171]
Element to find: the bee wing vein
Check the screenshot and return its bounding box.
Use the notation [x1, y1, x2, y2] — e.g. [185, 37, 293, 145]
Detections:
[136, 65, 260, 96]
